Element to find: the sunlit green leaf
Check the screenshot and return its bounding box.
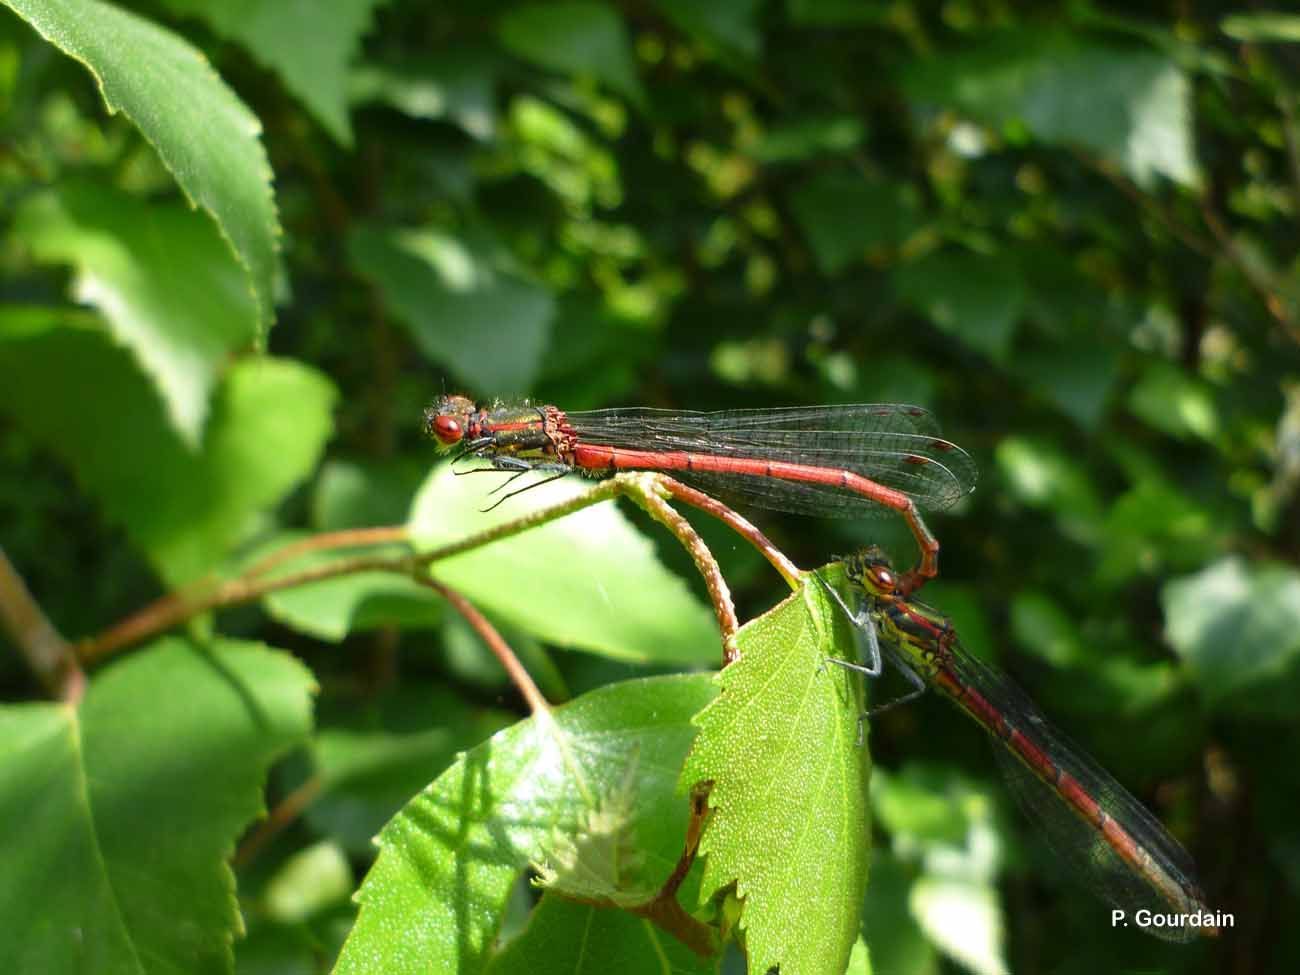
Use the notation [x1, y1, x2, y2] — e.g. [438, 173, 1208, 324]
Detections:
[332, 674, 716, 974]
[350, 52, 497, 139]
[159, 0, 384, 145]
[349, 225, 555, 395]
[14, 182, 258, 445]
[263, 840, 354, 924]
[1221, 13, 1300, 43]
[407, 464, 719, 665]
[4, 0, 281, 331]
[1162, 557, 1300, 709]
[1128, 361, 1220, 442]
[752, 114, 865, 163]
[0, 636, 314, 974]
[486, 893, 716, 974]
[497, 2, 644, 106]
[680, 572, 870, 975]
[0, 312, 335, 583]
[903, 30, 1197, 187]
[994, 436, 1104, 538]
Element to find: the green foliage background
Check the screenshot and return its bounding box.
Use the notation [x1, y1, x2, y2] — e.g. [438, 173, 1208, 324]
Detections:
[2, 1, 1299, 973]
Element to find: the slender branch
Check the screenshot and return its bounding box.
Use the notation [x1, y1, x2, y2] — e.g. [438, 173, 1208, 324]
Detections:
[621, 475, 741, 665]
[242, 525, 410, 580]
[1200, 200, 1300, 344]
[416, 575, 549, 715]
[233, 774, 323, 867]
[0, 547, 84, 701]
[655, 478, 801, 590]
[76, 473, 800, 667]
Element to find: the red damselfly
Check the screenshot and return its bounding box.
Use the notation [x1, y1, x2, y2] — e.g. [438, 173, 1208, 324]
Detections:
[426, 396, 976, 592]
[817, 548, 1217, 941]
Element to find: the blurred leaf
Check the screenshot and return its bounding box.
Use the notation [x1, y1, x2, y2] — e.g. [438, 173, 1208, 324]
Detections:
[1128, 361, 1220, 442]
[333, 674, 716, 973]
[861, 853, 937, 975]
[910, 877, 1006, 975]
[0, 636, 313, 974]
[497, 2, 644, 107]
[1163, 557, 1300, 708]
[1221, 13, 1300, 43]
[655, 0, 762, 64]
[159, 0, 383, 145]
[752, 114, 865, 163]
[349, 225, 555, 395]
[350, 52, 497, 139]
[255, 534, 442, 641]
[1009, 591, 1083, 667]
[1098, 479, 1216, 583]
[306, 688, 513, 855]
[0, 313, 335, 584]
[263, 840, 354, 924]
[903, 30, 1197, 188]
[1010, 334, 1120, 429]
[485, 893, 715, 974]
[408, 465, 718, 664]
[786, 0, 890, 25]
[5, 0, 281, 331]
[789, 174, 921, 274]
[994, 436, 1104, 531]
[680, 573, 870, 975]
[14, 182, 258, 445]
[313, 457, 429, 530]
[894, 252, 1025, 363]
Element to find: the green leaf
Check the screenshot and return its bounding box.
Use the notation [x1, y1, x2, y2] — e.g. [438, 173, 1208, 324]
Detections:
[263, 840, 354, 924]
[789, 174, 920, 274]
[485, 893, 717, 974]
[752, 114, 866, 163]
[255, 533, 442, 641]
[306, 688, 514, 855]
[1128, 360, 1221, 442]
[497, 2, 644, 107]
[902, 30, 1197, 188]
[786, 0, 890, 25]
[1009, 334, 1120, 430]
[348, 225, 555, 394]
[158, 0, 384, 145]
[1162, 557, 1300, 708]
[14, 182, 259, 445]
[4, 0, 281, 331]
[655, 0, 762, 64]
[1222, 13, 1300, 43]
[332, 674, 717, 974]
[407, 464, 720, 665]
[0, 313, 336, 584]
[0, 636, 314, 975]
[680, 572, 870, 975]
[350, 52, 497, 140]
[993, 436, 1104, 535]
[894, 252, 1025, 363]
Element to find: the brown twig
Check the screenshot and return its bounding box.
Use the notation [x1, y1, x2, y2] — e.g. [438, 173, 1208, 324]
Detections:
[242, 525, 410, 579]
[1200, 200, 1300, 344]
[0, 547, 84, 701]
[76, 474, 802, 669]
[623, 475, 741, 665]
[417, 575, 549, 715]
[655, 478, 801, 590]
[233, 774, 323, 867]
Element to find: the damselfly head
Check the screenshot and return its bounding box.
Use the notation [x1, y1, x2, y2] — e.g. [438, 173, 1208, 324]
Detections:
[425, 394, 477, 448]
[846, 545, 898, 598]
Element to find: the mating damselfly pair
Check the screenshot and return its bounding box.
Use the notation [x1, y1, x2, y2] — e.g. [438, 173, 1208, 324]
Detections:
[427, 394, 1218, 941]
